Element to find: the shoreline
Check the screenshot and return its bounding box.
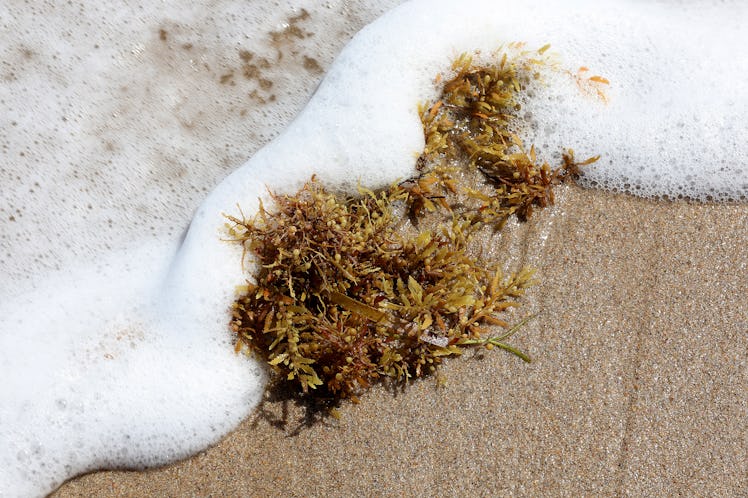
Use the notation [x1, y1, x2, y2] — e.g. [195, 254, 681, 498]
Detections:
[53, 186, 748, 497]
[5, 2, 746, 495]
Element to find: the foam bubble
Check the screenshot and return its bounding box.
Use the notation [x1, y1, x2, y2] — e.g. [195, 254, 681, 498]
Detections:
[1, 0, 746, 496]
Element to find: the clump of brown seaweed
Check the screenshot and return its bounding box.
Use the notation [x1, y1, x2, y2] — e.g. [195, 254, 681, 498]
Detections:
[411, 48, 600, 227]
[225, 46, 600, 405]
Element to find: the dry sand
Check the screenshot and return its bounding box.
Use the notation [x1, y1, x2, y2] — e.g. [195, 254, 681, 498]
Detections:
[53, 187, 748, 497]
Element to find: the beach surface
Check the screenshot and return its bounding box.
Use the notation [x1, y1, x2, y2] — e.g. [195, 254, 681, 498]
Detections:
[3, 0, 746, 496]
[53, 188, 748, 497]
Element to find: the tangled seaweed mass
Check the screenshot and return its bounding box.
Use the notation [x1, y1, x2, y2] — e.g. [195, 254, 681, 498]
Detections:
[225, 47, 600, 404]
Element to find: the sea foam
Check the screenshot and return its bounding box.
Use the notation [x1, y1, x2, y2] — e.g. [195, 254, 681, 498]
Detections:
[1, 0, 746, 496]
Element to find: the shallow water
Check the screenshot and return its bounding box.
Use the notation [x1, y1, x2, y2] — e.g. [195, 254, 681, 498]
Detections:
[1, 1, 746, 496]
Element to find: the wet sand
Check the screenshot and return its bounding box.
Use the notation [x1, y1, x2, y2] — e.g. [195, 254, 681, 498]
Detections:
[53, 187, 748, 497]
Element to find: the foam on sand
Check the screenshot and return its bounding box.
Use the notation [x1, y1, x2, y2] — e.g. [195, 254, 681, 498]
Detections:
[1, 0, 746, 496]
